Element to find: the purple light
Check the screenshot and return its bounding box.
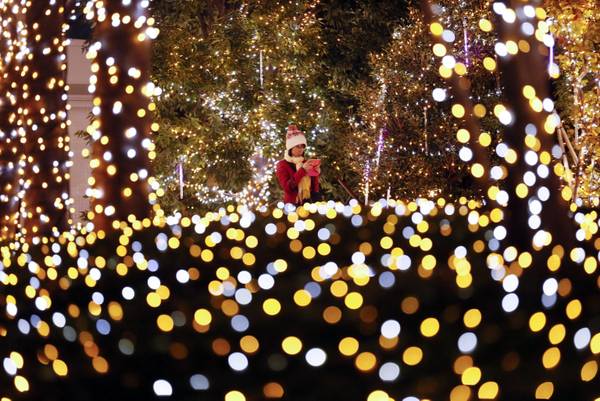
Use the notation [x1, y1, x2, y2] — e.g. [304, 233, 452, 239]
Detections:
[177, 161, 184, 200]
[463, 18, 469, 68]
[375, 129, 385, 168]
[548, 36, 554, 75]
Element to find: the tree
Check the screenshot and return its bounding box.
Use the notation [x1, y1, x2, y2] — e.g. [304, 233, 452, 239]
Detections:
[546, 0, 600, 208]
[0, 1, 72, 241]
[83, 0, 158, 230]
[20, 1, 72, 240]
[0, 3, 21, 241]
[150, 0, 348, 212]
[348, 1, 504, 201]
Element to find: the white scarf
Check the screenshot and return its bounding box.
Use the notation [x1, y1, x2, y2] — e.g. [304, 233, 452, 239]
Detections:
[284, 153, 305, 170]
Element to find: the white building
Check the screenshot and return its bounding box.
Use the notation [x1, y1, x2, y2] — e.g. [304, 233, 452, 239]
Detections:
[67, 39, 92, 222]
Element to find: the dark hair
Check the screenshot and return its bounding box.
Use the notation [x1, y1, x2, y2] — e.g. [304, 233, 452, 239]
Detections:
[288, 145, 306, 157]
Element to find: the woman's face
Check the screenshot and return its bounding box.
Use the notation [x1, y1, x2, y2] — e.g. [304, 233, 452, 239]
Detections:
[291, 144, 305, 157]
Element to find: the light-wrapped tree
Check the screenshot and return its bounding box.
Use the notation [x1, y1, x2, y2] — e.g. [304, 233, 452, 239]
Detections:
[350, 1, 503, 201]
[150, 0, 346, 211]
[546, 0, 599, 208]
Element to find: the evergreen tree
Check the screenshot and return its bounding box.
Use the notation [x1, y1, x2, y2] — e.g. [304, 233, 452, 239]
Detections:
[315, 0, 410, 200]
[349, 1, 503, 201]
[150, 0, 347, 212]
[546, 0, 599, 207]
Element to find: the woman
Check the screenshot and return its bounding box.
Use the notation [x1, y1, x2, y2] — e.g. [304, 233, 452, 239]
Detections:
[276, 124, 321, 205]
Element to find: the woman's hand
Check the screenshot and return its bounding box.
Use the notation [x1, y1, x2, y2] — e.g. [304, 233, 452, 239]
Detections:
[303, 159, 320, 169]
[302, 161, 313, 170]
[303, 159, 321, 176]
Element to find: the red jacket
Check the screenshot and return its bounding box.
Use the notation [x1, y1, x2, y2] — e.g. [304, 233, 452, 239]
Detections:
[276, 159, 320, 204]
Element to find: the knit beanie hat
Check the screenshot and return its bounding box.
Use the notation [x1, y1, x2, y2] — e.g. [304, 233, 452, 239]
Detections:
[285, 124, 307, 155]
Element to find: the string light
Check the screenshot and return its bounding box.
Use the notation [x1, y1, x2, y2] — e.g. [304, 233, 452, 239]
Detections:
[351, 2, 501, 200]
[546, 0, 599, 207]
[0, 1, 73, 242]
[0, 0, 21, 241]
[0, 2, 598, 401]
[83, 0, 161, 230]
[150, 0, 329, 211]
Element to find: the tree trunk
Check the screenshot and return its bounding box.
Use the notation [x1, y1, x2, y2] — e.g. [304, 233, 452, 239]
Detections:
[495, 0, 575, 247]
[89, 0, 154, 230]
[19, 1, 72, 240]
[0, 7, 20, 241]
[421, 0, 575, 249]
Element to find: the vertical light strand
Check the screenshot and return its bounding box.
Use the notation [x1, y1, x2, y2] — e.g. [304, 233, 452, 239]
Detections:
[547, 30, 554, 75]
[364, 159, 370, 205]
[177, 157, 184, 200]
[259, 49, 264, 89]
[374, 129, 384, 169]
[463, 16, 469, 68]
[423, 106, 428, 156]
[19, 0, 72, 241]
[85, 0, 159, 231]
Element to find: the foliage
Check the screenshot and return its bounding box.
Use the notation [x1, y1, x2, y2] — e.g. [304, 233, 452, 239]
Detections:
[150, 0, 345, 212]
[148, 0, 418, 211]
[349, 1, 502, 200]
[546, 0, 600, 206]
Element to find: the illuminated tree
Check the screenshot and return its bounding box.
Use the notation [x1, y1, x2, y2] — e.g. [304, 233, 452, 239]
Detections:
[0, 2, 20, 241]
[0, 1, 72, 241]
[150, 0, 345, 211]
[83, 0, 160, 230]
[546, 0, 600, 207]
[350, 1, 503, 201]
[19, 1, 72, 240]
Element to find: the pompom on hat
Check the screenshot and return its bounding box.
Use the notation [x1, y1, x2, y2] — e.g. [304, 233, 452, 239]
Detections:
[285, 124, 307, 155]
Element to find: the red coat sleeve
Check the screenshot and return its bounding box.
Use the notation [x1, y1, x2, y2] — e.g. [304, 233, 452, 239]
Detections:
[276, 161, 307, 193]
